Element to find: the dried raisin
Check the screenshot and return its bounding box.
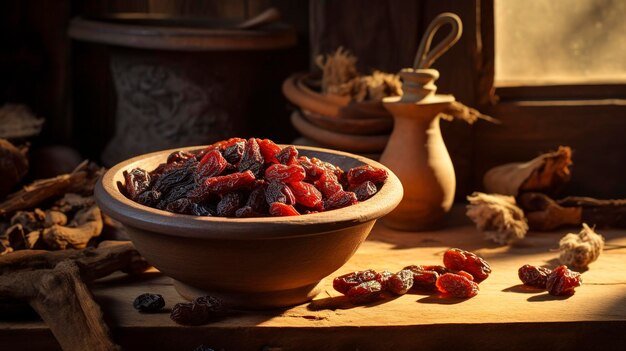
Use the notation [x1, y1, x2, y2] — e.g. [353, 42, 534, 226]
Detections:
[404, 265, 440, 290]
[222, 141, 245, 165]
[546, 265, 582, 296]
[189, 171, 256, 201]
[123, 168, 151, 200]
[324, 191, 358, 210]
[386, 269, 414, 295]
[167, 150, 194, 164]
[133, 293, 165, 313]
[170, 303, 207, 325]
[238, 138, 264, 177]
[217, 192, 245, 217]
[298, 156, 326, 181]
[350, 180, 378, 201]
[443, 248, 492, 282]
[266, 181, 296, 205]
[346, 280, 383, 304]
[518, 264, 552, 289]
[333, 269, 382, 294]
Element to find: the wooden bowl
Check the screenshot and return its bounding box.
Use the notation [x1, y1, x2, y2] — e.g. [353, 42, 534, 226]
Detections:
[301, 109, 393, 136]
[291, 111, 390, 153]
[282, 73, 393, 120]
[94, 145, 403, 309]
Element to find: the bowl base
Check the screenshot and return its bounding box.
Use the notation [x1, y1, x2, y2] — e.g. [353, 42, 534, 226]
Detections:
[173, 279, 324, 310]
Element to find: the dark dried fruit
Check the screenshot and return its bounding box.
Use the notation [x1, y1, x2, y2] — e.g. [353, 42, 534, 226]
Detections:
[165, 198, 193, 214]
[193, 345, 215, 351]
[289, 181, 323, 210]
[217, 192, 245, 217]
[404, 265, 440, 290]
[238, 138, 264, 177]
[123, 168, 151, 200]
[443, 248, 492, 282]
[197, 149, 228, 178]
[350, 180, 378, 201]
[170, 302, 207, 326]
[137, 189, 161, 207]
[133, 293, 165, 313]
[347, 280, 383, 304]
[167, 150, 194, 164]
[269, 202, 299, 216]
[333, 269, 382, 294]
[193, 295, 226, 317]
[456, 271, 474, 281]
[246, 185, 269, 213]
[436, 273, 479, 298]
[518, 264, 552, 288]
[376, 270, 393, 290]
[266, 181, 296, 205]
[311, 157, 344, 180]
[347, 165, 388, 186]
[546, 265, 582, 296]
[386, 269, 414, 295]
[265, 163, 306, 183]
[191, 203, 212, 216]
[419, 265, 449, 275]
[324, 191, 358, 210]
[222, 141, 245, 164]
[235, 205, 262, 218]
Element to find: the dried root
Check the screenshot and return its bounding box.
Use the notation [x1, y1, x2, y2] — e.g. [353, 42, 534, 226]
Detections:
[315, 47, 401, 102]
[558, 223, 604, 269]
[466, 192, 528, 245]
[440, 101, 499, 125]
[518, 192, 582, 231]
[483, 146, 572, 196]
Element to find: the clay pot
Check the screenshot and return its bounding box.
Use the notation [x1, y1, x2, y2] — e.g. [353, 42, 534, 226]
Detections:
[94, 145, 403, 309]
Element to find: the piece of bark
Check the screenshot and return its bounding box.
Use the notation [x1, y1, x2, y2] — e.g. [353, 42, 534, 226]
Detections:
[0, 241, 149, 351]
[483, 146, 572, 196]
[466, 192, 528, 245]
[518, 192, 582, 231]
[558, 196, 626, 228]
[0, 139, 29, 199]
[0, 161, 103, 216]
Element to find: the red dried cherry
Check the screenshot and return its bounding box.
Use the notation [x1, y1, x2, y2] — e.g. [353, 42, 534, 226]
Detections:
[289, 181, 323, 210]
[324, 191, 358, 210]
[346, 280, 383, 304]
[443, 248, 492, 282]
[333, 269, 382, 294]
[197, 150, 228, 178]
[269, 202, 300, 216]
[264, 163, 306, 183]
[347, 165, 388, 186]
[546, 265, 582, 296]
[436, 273, 479, 298]
[386, 269, 414, 295]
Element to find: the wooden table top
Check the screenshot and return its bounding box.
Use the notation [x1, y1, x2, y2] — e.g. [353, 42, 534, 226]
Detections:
[2, 208, 625, 350]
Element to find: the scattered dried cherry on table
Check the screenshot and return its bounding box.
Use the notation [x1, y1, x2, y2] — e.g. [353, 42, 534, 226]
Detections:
[346, 280, 384, 304]
[122, 137, 388, 218]
[436, 273, 479, 298]
[333, 269, 382, 294]
[133, 293, 165, 313]
[518, 264, 552, 289]
[386, 269, 414, 295]
[443, 248, 492, 282]
[546, 265, 582, 296]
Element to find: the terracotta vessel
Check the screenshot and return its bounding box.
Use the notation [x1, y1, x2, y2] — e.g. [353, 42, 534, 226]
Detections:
[380, 13, 462, 230]
[95, 145, 403, 309]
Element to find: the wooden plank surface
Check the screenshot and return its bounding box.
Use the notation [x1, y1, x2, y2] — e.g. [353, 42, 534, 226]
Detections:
[1, 208, 625, 350]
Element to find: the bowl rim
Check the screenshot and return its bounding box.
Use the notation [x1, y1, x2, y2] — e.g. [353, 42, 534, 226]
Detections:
[95, 144, 403, 240]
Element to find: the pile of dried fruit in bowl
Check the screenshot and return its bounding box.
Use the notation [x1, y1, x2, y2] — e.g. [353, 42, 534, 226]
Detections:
[333, 248, 492, 304]
[123, 138, 388, 217]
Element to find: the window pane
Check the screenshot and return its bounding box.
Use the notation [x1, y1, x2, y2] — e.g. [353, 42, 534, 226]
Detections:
[495, 0, 626, 85]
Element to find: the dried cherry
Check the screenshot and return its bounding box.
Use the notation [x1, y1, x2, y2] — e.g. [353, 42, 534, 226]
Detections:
[443, 248, 492, 282]
[518, 264, 552, 289]
[167, 150, 194, 164]
[436, 273, 479, 298]
[256, 138, 281, 164]
[133, 293, 165, 313]
[314, 172, 344, 198]
[189, 171, 256, 201]
[197, 149, 228, 178]
[546, 265, 582, 296]
[276, 145, 298, 165]
[264, 163, 306, 183]
[269, 202, 299, 216]
[404, 265, 440, 290]
[298, 156, 326, 181]
[289, 181, 323, 210]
